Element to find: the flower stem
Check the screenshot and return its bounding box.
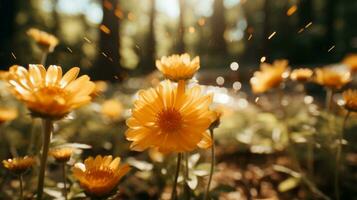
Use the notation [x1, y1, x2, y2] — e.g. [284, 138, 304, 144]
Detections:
[325, 89, 334, 111]
[37, 119, 53, 200]
[204, 129, 215, 200]
[27, 118, 38, 154]
[171, 153, 182, 200]
[19, 174, 24, 200]
[41, 51, 48, 66]
[184, 153, 190, 200]
[62, 163, 68, 200]
[335, 111, 350, 200]
[307, 133, 314, 176]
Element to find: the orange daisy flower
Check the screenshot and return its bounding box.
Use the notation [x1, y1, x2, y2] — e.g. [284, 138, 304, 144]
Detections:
[290, 68, 313, 82]
[2, 156, 35, 174]
[342, 54, 357, 72]
[101, 99, 123, 121]
[0, 107, 17, 124]
[315, 67, 351, 90]
[49, 148, 73, 162]
[72, 155, 130, 197]
[250, 60, 288, 94]
[125, 80, 214, 153]
[7, 65, 95, 119]
[342, 89, 357, 112]
[156, 53, 200, 81]
[27, 28, 59, 52]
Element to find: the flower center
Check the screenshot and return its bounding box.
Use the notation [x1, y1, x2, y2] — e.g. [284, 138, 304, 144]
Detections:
[35, 86, 69, 104]
[157, 108, 183, 132]
[86, 168, 114, 183]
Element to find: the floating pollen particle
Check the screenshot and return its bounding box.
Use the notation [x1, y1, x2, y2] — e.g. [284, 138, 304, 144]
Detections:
[268, 32, 276, 40]
[328, 45, 335, 52]
[100, 25, 111, 34]
[260, 56, 266, 63]
[305, 22, 313, 28]
[286, 5, 298, 16]
[248, 34, 253, 40]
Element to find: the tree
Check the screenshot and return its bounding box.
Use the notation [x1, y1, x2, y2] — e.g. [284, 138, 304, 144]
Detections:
[210, 0, 227, 54]
[92, 0, 124, 81]
[176, 0, 185, 53]
[141, 0, 156, 74]
[262, 0, 271, 57]
[0, 0, 16, 68]
[298, 0, 313, 28]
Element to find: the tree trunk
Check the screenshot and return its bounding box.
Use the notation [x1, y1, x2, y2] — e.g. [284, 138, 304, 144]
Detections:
[176, 0, 185, 53]
[92, 0, 123, 81]
[0, 0, 16, 68]
[325, 0, 335, 47]
[298, 0, 313, 28]
[141, 0, 156, 74]
[210, 0, 227, 54]
[262, 0, 271, 57]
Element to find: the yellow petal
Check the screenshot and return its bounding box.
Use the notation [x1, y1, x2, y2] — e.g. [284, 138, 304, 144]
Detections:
[60, 67, 80, 88]
[109, 157, 120, 169]
[65, 75, 90, 93]
[45, 65, 62, 86]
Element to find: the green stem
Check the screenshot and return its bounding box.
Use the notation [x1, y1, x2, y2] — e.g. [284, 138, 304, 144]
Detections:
[62, 163, 68, 200]
[41, 51, 48, 66]
[335, 111, 350, 200]
[204, 129, 215, 200]
[19, 174, 24, 200]
[37, 119, 53, 200]
[171, 153, 182, 200]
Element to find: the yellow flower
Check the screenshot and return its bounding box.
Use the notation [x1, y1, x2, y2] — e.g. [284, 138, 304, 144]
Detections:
[290, 68, 313, 82]
[72, 155, 130, 197]
[2, 156, 35, 174]
[250, 60, 288, 93]
[91, 81, 108, 98]
[125, 80, 214, 153]
[101, 99, 123, 121]
[148, 148, 165, 162]
[315, 68, 351, 90]
[0, 70, 10, 81]
[27, 28, 59, 52]
[0, 107, 17, 124]
[49, 148, 73, 162]
[209, 109, 222, 130]
[156, 53, 200, 81]
[343, 54, 357, 72]
[342, 89, 357, 112]
[7, 65, 95, 119]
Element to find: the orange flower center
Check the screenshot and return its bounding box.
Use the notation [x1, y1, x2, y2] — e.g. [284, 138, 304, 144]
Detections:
[85, 169, 114, 182]
[157, 108, 183, 132]
[34, 87, 69, 104]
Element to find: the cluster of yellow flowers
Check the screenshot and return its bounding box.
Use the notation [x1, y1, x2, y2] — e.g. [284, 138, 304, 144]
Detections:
[2, 29, 219, 198]
[126, 53, 216, 153]
[2, 28, 355, 199]
[250, 57, 357, 112]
